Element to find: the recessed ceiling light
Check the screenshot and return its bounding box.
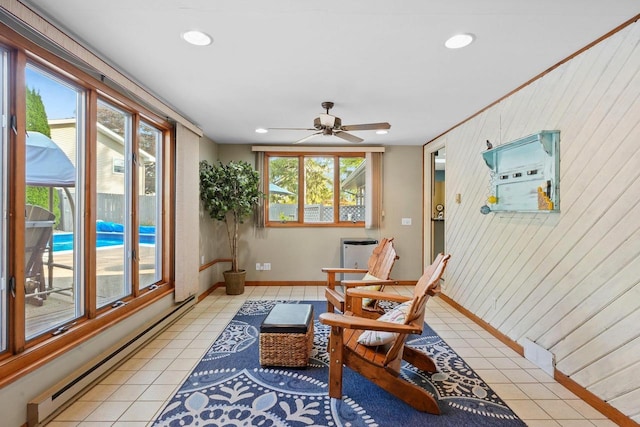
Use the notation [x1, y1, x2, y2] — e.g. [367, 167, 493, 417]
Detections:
[182, 30, 213, 46]
[255, 128, 268, 134]
[445, 33, 475, 49]
[376, 130, 388, 135]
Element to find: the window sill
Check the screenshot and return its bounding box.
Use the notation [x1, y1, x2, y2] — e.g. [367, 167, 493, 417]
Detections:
[0, 284, 173, 388]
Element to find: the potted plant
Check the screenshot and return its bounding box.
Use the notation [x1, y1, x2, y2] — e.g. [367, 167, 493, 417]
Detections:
[199, 160, 263, 294]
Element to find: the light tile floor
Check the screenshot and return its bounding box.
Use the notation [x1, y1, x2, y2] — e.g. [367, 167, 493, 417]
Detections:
[46, 286, 617, 427]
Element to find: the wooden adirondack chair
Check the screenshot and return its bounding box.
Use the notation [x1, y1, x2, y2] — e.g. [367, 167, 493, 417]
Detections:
[323, 237, 399, 318]
[319, 253, 450, 414]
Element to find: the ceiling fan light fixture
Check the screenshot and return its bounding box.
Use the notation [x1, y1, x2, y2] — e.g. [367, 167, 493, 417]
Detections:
[376, 130, 388, 135]
[255, 127, 268, 134]
[445, 33, 475, 49]
[269, 101, 390, 144]
[181, 30, 213, 46]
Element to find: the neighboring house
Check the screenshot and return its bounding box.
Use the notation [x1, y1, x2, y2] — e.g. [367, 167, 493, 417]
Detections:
[49, 118, 153, 195]
[340, 160, 366, 222]
[340, 160, 365, 205]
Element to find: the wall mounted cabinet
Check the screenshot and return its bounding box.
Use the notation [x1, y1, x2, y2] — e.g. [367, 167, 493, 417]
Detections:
[482, 130, 560, 212]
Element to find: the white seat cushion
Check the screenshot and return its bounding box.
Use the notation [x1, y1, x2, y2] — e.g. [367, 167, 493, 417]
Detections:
[357, 301, 412, 346]
[360, 272, 383, 307]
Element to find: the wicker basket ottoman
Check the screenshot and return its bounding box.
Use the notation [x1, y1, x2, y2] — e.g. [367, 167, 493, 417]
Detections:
[259, 303, 314, 367]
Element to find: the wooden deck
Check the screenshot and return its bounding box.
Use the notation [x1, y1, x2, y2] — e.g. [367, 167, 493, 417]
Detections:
[25, 245, 158, 338]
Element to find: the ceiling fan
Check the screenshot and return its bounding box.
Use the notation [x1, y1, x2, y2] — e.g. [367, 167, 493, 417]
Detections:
[269, 101, 391, 144]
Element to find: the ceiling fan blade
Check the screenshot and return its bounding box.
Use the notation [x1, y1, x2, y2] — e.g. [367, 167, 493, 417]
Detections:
[293, 132, 322, 144]
[341, 122, 391, 131]
[268, 127, 316, 131]
[334, 131, 364, 143]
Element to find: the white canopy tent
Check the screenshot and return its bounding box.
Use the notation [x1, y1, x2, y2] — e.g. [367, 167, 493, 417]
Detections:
[26, 131, 75, 187]
[25, 131, 76, 294]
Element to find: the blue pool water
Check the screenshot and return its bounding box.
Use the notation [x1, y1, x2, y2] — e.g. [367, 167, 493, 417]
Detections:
[53, 232, 155, 252]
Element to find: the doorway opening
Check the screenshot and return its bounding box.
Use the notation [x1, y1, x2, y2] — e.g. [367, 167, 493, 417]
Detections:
[431, 149, 445, 261]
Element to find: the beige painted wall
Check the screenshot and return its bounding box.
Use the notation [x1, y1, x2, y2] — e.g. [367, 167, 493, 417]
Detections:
[174, 123, 201, 301]
[198, 136, 225, 292]
[428, 21, 640, 421]
[202, 144, 425, 282]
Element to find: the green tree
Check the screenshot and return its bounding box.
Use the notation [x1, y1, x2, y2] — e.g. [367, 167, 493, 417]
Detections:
[268, 157, 299, 204]
[304, 157, 333, 205]
[339, 157, 364, 205]
[340, 157, 364, 180]
[25, 86, 60, 224]
[268, 156, 364, 206]
[26, 87, 50, 137]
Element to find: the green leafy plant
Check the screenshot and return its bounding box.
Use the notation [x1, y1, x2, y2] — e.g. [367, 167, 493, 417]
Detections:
[199, 160, 263, 272]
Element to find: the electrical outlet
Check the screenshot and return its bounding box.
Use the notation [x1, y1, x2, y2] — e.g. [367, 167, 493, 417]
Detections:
[263, 263, 271, 271]
[256, 263, 262, 271]
[201, 255, 205, 265]
[401, 217, 412, 226]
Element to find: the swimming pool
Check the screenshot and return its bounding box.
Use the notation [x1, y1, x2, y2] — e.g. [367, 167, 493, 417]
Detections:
[53, 232, 155, 252]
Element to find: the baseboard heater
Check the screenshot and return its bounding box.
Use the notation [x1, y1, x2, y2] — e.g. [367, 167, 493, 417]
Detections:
[27, 295, 195, 427]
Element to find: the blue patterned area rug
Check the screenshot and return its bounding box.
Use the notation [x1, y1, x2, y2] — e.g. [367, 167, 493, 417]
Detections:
[153, 300, 525, 426]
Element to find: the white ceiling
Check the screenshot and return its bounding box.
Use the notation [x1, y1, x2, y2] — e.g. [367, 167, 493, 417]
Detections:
[20, 0, 639, 146]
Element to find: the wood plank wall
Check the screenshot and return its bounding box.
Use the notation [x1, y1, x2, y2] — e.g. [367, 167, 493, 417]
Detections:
[431, 20, 640, 421]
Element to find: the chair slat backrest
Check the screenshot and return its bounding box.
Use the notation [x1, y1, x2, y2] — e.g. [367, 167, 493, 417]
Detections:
[325, 237, 399, 315]
[382, 253, 450, 367]
[407, 254, 450, 324]
[367, 237, 398, 279]
[415, 253, 445, 297]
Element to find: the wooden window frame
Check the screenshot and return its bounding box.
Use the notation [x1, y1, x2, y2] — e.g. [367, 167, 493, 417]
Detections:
[264, 151, 366, 228]
[0, 23, 175, 388]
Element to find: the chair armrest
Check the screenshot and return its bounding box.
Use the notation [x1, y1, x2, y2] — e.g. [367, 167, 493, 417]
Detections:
[321, 267, 368, 274]
[341, 279, 396, 289]
[346, 288, 411, 303]
[319, 312, 422, 334]
[323, 267, 367, 292]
